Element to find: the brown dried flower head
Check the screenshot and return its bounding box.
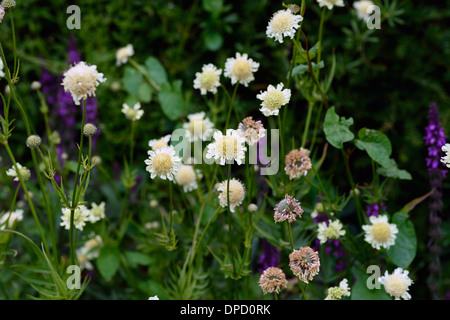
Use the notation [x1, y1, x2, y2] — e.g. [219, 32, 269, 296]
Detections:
[274, 194, 303, 223]
[237, 116, 266, 146]
[258, 267, 288, 295]
[284, 147, 312, 180]
[289, 246, 320, 283]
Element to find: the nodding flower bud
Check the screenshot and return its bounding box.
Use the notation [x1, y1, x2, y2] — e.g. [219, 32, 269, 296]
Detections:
[26, 135, 41, 149]
[247, 203, 258, 213]
[83, 123, 97, 137]
[1, 0, 16, 10]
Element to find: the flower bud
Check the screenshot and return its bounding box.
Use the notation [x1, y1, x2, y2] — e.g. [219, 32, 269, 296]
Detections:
[83, 123, 97, 137]
[1, 0, 16, 10]
[26, 135, 41, 148]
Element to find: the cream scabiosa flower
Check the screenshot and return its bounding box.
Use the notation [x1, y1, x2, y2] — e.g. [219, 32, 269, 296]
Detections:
[88, 202, 106, 223]
[6, 163, 31, 181]
[325, 278, 351, 300]
[0, 58, 5, 78]
[145, 145, 181, 181]
[224, 53, 259, 87]
[353, 1, 375, 21]
[0, 209, 23, 230]
[257, 83, 291, 117]
[149, 134, 171, 151]
[183, 112, 215, 142]
[60, 205, 90, 231]
[317, 0, 345, 10]
[193, 64, 222, 95]
[441, 143, 450, 168]
[379, 268, 413, 300]
[206, 129, 247, 165]
[317, 219, 346, 244]
[175, 165, 202, 192]
[217, 178, 246, 212]
[116, 44, 134, 66]
[266, 9, 303, 43]
[62, 61, 106, 105]
[362, 215, 398, 250]
[122, 102, 144, 121]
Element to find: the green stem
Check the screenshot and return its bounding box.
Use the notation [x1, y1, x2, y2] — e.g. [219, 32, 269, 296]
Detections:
[341, 149, 365, 226]
[224, 83, 239, 130]
[301, 101, 314, 148]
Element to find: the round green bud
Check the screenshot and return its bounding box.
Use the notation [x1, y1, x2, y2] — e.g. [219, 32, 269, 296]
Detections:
[1, 0, 16, 9]
[26, 135, 41, 149]
[83, 123, 97, 137]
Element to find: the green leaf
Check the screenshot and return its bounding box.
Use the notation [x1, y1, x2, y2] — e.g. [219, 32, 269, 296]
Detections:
[323, 106, 354, 149]
[377, 158, 412, 180]
[354, 128, 392, 168]
[123, 67, 143, 96]
[295, 42, 319, 64]
[202, 30, 223, 51]
[202, 0, 223, 13]
[137, 82, 152, 103]
[291, 61, 324, 77]
[97, 246, 120, 279]
[351, 274, 391, 300]
[124, 251, 153, 268]
[63, 161, 85, 175]
[158, 81, 184, 121]
[145, 57, 168, 86]
[387, 212, 417, 268]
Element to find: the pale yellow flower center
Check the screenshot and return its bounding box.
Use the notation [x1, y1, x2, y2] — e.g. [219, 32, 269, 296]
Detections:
[188, 119, 206, 134]
[216, 136, 239, 160]
[371, 222, 391, 243]
[264, 90, 285, 110]
[224, 180, 245, 205]
[78, 254, 88, 265]
[125, 108, 138, 120]
[199, 70, 217, 89]
[152, 139, 168, 151]
[85, 238, 101, 251]
[176, 166, 196, 186]
[152, 153, 173, 175]
[231, 59, 252, 80]
[271, 11, 295, 33]
[384, 274, 408, 298]
[19, 168, 31, 181]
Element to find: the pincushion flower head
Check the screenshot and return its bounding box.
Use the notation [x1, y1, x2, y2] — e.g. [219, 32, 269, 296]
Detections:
[379, 268, 413, 300]
[317, 219, 346, 244]
[0, 5, 5, 24]
[122, 102, 144, 121]
[284, 147, 312, 179]
[0, 209, 23, 230]
[149, 134, 171, 151]
[317, 0, 345, 10]
[60, 205, 90, 231]
[224, 53, 259, 87]
[175, 165, 202, 192]
[88, 201, 106, 223]
[274, 194, 303, 223]
[289, 246, 320, 283]
[116, 44, 134, 66]
[362, 215, 398, 250]
[0, 56, 5, 78]
[217, 178, 246, 212]
[441, 143, 450, 168]
[193, 63, 222, 95]
[325, 279, 351, 300]
[266, 9, 303, 43]
[6, 163, 31, 181]
[183, 112, 215, 142]
[257, 83, 291, 117]
[259, 267, 288, 295]
[353, 0, 375, 21]
[61, 61, 106, 105]
[237, 116, 266, 146]
[145, 145, 181, 181]
[206, 129, 247, 165]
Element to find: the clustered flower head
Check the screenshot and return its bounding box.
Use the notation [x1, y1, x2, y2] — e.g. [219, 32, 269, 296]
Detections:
[206, 129, 247, 165]
[0, 209, 23, 230]
[0, 57, 5, 78]
[6, 163, 31, 181]
[149, 134, 171, 151]
[116, 44, 134, 66]
[61, 61, 106, 105]
[289, 246, 320, 283]
[362, 215, 398, 250]
[317, 0, 345, 10]
[145, 145, 182, 181]
[183, 112, 215, 142]
[274, 194, 303, 223]
[224, 53, 259, 87]
[0, 0, 15, 10]
[83, 123, 97, 137]
[258, 267, 288, 295]
[26, 135, 41, 149]
[266, 9, 303, 43]
[441, 143, 450, 168]
[325, 278, 351, 300]
[237, 116, 266, 146]
[284, 147, 312, 179]
[122, 102, 144, 121]
[317, 219, 346, 244]
[60, 205, 90, 231]
[379, 268, 413, 300]
[88, 202, 106, 223]
[77, 235, 103, 270]
[353, 0, 375, 21]
[193, 63, 222, 95]
[217, 178, 246, 212]
[175, 165, 202, 192]
[257, 83, 291, 117]
[0, 5, 5, 24]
